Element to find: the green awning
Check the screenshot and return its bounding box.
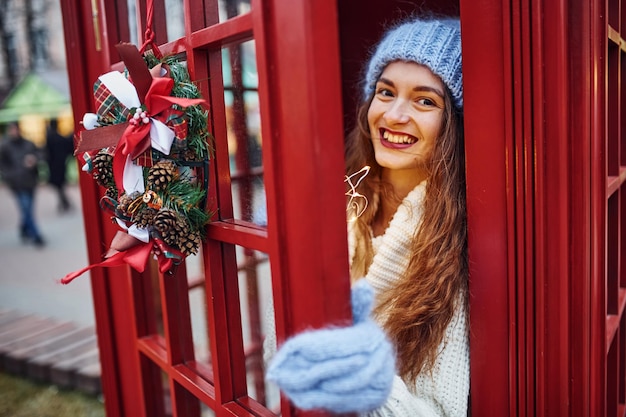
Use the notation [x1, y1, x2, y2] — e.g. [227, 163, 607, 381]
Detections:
[0, 73, 71, 123]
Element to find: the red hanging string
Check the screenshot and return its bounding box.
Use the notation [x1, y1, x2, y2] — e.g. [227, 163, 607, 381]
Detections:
[139, 0, 162, 58]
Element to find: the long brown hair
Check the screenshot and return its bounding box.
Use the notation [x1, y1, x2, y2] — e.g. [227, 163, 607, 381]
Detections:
[345, 87, 468, 382]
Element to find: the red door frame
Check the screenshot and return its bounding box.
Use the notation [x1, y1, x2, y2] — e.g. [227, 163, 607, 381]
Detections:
[60, 1, 148, 416]
[462, 0, 610, 415]
[461, 0, 511, 413]
[59, 0, 619, 416]
[60, 0, 351, 416]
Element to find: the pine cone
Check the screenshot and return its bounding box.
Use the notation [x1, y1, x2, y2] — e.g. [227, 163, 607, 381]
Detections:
[178, 231, 202, 256]
[168, 217, 191, 249]
[182, 148, 198, 161]
[147, 160, 178, 191]
[133, 207, 158, 228]
[117, 193, 138, 216]
[154, 209, 181, 244]
[154, 209, 192, 250]
[92, 151, 114, 187]
[105, 187, 118, 200]
[153, 208, 178, 233]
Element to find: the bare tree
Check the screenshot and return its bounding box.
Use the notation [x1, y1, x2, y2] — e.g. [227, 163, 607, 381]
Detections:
[0, 0, 52, 91]
[24, 0, 33, 70]
[24, 0, 50, 70]
[0, 0, 18, 88]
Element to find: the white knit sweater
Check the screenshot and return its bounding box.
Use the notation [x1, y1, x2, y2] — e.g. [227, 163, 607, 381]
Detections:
[349, 182, 470, 417]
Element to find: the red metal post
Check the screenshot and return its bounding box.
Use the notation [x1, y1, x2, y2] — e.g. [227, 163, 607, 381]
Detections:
[462, 0, 610, 415]
[590, 0, 608, 414]
[253, 0, 353, 414]
[460, 0, 513, 415]
[565, 1, 595, 415]
[59, 1, 156, 415]
[535, 0, 572, 413]
[59, 0, 128, 415]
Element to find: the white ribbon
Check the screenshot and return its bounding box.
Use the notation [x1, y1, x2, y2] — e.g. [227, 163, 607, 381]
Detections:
[85, 70, 177, 243]
[123, 155, 145, 195]
[98, 71, 141, 109]
[150, 119, 175, 155]
[93, 70, 176, 194]
[115, 218, 150, 243]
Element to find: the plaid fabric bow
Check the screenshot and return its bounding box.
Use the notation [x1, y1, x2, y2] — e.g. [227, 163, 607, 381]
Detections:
[76, 43, 205, 194]
[61, 43, 209, 286]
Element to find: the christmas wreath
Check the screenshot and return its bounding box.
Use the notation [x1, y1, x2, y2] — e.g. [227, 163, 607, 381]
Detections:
[61, 43, 212, 284]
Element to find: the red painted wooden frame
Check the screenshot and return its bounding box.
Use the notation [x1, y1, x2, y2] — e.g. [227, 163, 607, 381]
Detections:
[462, 0, 622, 415]
[60, 0, 351, 416]
[460, 1, 517, 414]
[59, 0, 626, 415]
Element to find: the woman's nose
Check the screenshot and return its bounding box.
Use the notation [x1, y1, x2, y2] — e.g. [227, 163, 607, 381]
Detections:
[383, 100, 410, 124]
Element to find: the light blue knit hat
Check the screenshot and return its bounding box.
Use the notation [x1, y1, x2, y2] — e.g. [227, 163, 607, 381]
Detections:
[363, 17, 463, 109]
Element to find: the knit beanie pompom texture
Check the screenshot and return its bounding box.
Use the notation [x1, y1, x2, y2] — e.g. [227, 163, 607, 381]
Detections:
[364, 17, 463, 109]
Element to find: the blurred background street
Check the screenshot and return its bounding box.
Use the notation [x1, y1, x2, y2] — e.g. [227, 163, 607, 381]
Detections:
[0, 182, 94, 327]
[0, 0, 87, 323]
[0, 1, 108, 413]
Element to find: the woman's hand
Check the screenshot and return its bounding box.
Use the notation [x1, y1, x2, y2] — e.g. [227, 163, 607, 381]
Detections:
[266, 280, 395, 413]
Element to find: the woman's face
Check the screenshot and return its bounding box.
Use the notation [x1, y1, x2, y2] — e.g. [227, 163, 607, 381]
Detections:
[367, 61, 445, 174]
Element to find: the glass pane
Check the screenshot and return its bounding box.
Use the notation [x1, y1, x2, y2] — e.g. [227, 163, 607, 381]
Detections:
[127, 0, 138, 45]
[189, 286, 209, 361]
[169, 381, 203, 417]
[219, 0, 252, 22]
[188, 250, 211, 366]
[234, 245, 279, 410]
[165, 0, 185, 41]
[223, 40, 266, 226]
[201, 402, 216, 417]
[139, 361, 168, 414]
[144, 259, 166, 343]
[126, 0, 184, 44]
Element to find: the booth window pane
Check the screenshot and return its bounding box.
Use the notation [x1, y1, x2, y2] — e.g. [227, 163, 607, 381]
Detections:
[222, 40, 266, 226]
[219, 0, 252, 23]
[164, 0, 185, 41]
[233, 245, 277, 410]
[189, 273, 212, 369]
[126, 0, 138, 45]
[138, 260, 166, 344]
[185, 247, 213, 380]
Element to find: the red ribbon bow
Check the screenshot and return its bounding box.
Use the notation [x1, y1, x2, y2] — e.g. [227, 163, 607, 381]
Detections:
[75, 43, 206, 193]
[63, 44, 206, 284]
[60, 233, 184, 285]
[111, 44, 205, 193]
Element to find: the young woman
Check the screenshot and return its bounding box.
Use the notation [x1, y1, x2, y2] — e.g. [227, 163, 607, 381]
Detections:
[268, 16, 469, 417]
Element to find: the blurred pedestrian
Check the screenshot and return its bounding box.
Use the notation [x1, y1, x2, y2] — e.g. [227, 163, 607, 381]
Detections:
[45, 118, 74, 213]
[0, 122, 46, 246]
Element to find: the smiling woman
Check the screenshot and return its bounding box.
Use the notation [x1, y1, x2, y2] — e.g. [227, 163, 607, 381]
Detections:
[267, 16, 468, 417]
[367, 61, 446, 186]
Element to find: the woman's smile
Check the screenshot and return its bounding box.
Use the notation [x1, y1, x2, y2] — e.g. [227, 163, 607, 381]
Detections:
[368, 61, 445, 175]
[379, 128, 419, 146]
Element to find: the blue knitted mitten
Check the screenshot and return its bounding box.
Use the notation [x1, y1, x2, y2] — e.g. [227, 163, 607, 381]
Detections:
[266, 280, 395, 413]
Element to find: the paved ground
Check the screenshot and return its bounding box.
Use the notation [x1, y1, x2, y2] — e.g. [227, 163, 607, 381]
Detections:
[0, 183, 94, 327]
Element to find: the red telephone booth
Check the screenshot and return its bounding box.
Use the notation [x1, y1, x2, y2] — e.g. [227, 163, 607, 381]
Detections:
[58, 0, 625, 416]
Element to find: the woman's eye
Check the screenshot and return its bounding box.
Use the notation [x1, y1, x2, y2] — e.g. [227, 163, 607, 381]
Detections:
[417, 97, 436, 106]
[376, 88, 394, 97]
